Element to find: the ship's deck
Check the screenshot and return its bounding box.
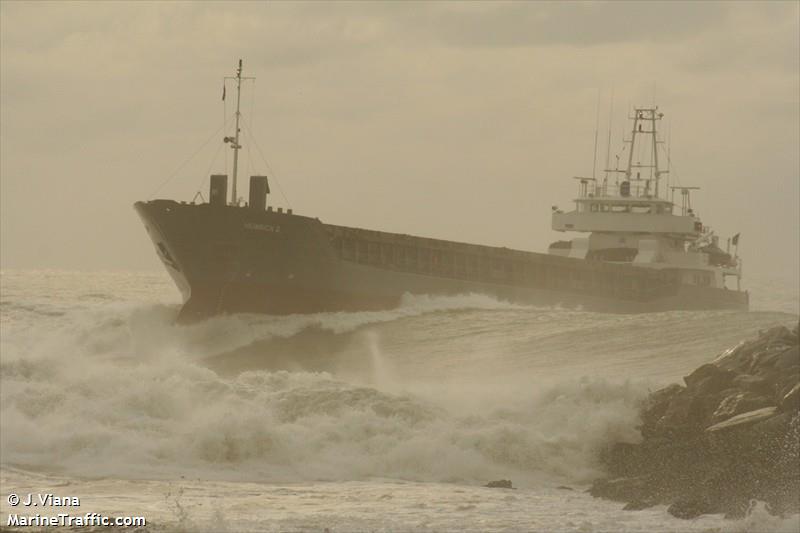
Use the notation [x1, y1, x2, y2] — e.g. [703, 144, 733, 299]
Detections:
[323, 223, 682, 302]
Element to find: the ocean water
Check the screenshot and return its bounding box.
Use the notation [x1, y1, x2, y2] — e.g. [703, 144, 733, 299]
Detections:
[0, 269, 798, 532]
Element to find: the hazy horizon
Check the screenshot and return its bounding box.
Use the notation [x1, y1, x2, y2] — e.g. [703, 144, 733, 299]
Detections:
[1, 1, 798, 283]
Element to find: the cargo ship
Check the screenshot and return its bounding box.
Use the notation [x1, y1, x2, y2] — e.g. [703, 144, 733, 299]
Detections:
[135, 60, 748, 321]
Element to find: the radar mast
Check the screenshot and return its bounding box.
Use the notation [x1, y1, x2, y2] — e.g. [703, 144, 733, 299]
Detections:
[623, 107, 666, 198]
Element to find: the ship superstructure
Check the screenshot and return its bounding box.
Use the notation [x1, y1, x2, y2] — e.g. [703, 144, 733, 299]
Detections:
[549, 107, 743, 292]
[134, 62, 748, 321]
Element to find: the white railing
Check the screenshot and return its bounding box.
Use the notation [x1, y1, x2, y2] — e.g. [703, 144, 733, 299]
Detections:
[574, 179, 664, 200]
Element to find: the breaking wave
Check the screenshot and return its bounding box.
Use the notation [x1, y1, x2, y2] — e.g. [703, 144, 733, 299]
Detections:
[1, 280, 796, 490]
[0, 301, 645, 485]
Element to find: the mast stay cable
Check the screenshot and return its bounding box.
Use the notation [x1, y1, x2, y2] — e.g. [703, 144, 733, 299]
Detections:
[241, 121, 293, 209]
[148, 114, 235, 199]
[196, 140, 227, 195]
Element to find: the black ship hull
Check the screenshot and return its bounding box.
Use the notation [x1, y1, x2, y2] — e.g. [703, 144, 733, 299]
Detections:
[134, 200, 749, 321]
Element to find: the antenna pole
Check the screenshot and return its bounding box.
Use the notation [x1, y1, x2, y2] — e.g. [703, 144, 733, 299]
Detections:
[667, 120, 671, 195]
[650, 109, 658, 197]
[603, 86, 614, 190]
[626, 110, 638, 180]
[231, 59, 243, 205]
[592, 89, 601, 186]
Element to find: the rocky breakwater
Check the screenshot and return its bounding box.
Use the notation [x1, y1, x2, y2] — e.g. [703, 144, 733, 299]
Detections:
[591, 323, 800, 519]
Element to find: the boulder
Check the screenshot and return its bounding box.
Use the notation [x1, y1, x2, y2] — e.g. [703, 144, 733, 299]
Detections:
[484, 479, 513, 489]
[753, 345, 798, 372]
[780, 383, 800, 412]
[749, 411, 794, 441]
[652, 389, 699, 435]
[655, 383, 738, 434]
[713, 341, 753, 373]
[589, 476, 649, 502]
[710, 391, 774, 425]
[705, 406, 779, 433]
[683, 363, 736, 393]
[714, 326, 797, 374]
[623, 499, 656, 511]
[590, 323, 799, 520]
[667, 494, 715, 519]
[775, 372, 800, 402]
[731, 374, 772, 395]
[774, 346, 800, 370]
[601, 442, 649, 478]
[759, 325, 796, 347]
[640, 383, 684, 437]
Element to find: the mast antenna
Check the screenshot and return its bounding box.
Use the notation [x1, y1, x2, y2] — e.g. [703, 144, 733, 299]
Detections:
[667, 120, 672, 193]
[223, 59, 255, 205]
[603, 85, 614, 189]
[592, 88, 601, 185]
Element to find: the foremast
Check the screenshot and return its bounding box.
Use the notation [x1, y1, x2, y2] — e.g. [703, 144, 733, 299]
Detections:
[223, 59, 255, 205]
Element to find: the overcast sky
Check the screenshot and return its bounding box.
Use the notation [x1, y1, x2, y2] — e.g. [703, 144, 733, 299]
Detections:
[1, 1, 798, 283]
